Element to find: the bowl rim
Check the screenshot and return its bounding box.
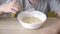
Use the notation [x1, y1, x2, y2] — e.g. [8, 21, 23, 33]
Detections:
[17, 10, 47, 25]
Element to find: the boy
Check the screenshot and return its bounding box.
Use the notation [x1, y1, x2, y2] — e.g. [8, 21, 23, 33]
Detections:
[0, 0, 60, 34]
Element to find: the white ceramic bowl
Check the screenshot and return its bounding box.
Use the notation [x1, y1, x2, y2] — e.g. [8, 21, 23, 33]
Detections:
[17, 10, 47, 29]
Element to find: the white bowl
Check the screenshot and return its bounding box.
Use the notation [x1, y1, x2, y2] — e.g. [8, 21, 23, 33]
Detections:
[17, 10, 47, 29]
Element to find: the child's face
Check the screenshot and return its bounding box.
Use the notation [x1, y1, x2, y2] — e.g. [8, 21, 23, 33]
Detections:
[29, 0, 40, 4]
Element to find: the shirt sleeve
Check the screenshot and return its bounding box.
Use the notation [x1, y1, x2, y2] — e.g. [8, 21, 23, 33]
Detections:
[0, 0, 8, 5]
[5, 0, 23, 5]
[50, 0, 60, 13]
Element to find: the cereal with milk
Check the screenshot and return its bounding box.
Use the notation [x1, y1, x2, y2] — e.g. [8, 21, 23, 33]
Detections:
[22, 17, 42, 24]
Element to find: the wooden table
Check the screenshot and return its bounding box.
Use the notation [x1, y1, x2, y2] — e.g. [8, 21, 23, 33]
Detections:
[0, 18, 59, 34]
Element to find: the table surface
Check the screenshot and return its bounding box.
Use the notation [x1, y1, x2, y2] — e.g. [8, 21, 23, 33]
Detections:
[0, 18, 59, 34]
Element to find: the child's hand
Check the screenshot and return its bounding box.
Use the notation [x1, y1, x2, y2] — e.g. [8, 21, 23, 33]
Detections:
[0, 1, 23, 14]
